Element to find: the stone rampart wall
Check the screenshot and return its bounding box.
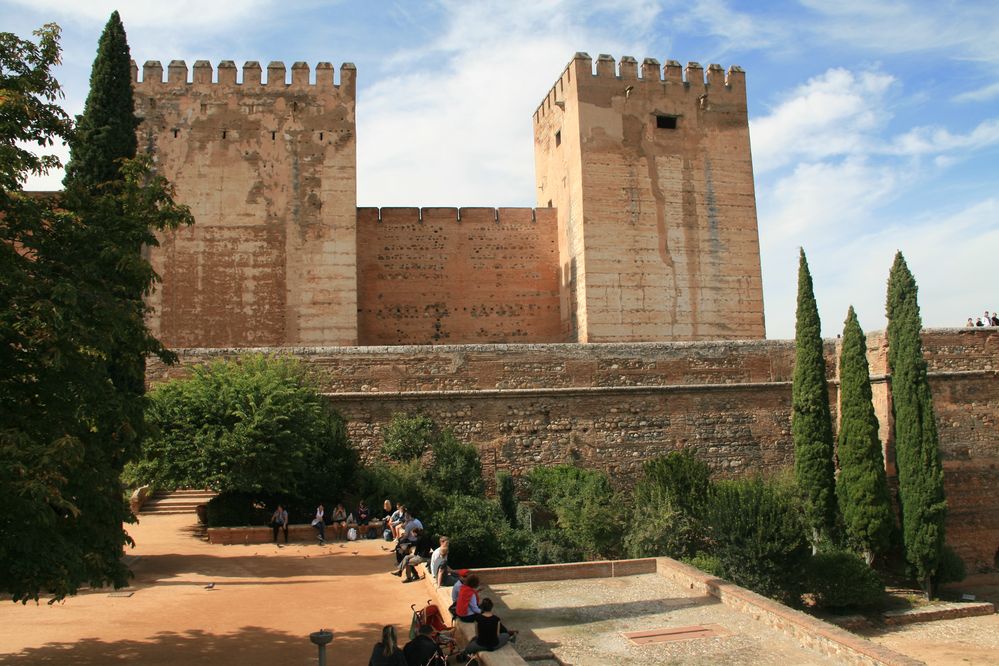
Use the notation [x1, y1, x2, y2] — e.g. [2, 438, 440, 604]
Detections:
[146, 328, 999, 569]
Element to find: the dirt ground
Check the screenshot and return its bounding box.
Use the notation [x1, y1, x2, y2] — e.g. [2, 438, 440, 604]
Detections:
[0, 514, 430, 665]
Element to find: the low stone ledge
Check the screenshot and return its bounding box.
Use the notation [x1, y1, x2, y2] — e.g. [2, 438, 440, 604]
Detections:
[655, 557, 923, 666]
[129, 485, 152, 514]
[457, 558, 656, 584]
[882, 601, 995, 626]
[207, 521, 384, 545]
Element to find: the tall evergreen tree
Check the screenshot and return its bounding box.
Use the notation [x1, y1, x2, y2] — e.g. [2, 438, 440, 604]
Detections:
[792, 249, 838, 549]
[62, 10, 137, 191]
[886, 252, 946, 597]
[836, 306, 894, 565]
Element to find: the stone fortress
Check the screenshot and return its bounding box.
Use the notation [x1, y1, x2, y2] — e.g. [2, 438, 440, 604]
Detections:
[135, 54, 998, 571]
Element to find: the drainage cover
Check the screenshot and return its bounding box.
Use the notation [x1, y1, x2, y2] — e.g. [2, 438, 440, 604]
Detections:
[622, 624, 726, 644]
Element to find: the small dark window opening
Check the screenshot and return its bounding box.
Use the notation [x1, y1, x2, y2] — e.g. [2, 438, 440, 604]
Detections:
[292, 101, 298, 112]
[319, 131, 324, 141]
[172, 129, 179, 138]
[222, 130, 227, 139]
[271, 131, 276, 140]
[656, 115, 678, 130]
[547, 199, 553, 208]
[555, 130, 562, 146]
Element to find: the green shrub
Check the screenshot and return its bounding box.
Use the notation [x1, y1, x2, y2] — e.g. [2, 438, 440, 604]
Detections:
[496, 471, 518, 527]
[624, 488, 704, 559]
[355, 460, 446, 519]
[685, 552, 724, 577]
[427, 495, 533, 568]
[639, 450, 712, 517]
[705, 477, 810, 604]
[425, 430, 484, 497]
[382, 413, 436, 462]
[933, 545, 966, 587]
[526, 465, 625, 560]
[805, 550, 884, 609]
[205, 491, 271, 527]
[137, 355, 356, 502]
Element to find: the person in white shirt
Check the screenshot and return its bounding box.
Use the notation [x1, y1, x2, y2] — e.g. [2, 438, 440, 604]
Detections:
[430, 537, 450, 587]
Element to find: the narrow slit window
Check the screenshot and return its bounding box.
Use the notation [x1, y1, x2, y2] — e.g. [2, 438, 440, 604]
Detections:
[271, 131, 276, 140]
[656, 115, 678, 130]
[172, 129, 179, 138]
[555, 130, 562, 147]
[222, 130, 227, 139]
[319, 131, 324, 141]
[547, 199, 553, 208]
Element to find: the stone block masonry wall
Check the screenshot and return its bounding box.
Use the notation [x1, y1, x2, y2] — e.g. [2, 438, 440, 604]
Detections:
[146, 329, 999, 570]
[133, 59, 358, 347]
[356, 207, 561, 345]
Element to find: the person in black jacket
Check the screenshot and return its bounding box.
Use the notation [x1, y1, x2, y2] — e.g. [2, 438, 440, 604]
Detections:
[369, 625, 407, 666]
[403, 624, 444, 666]
[461, 598, 516, 657]
[398, 528, 434, 582]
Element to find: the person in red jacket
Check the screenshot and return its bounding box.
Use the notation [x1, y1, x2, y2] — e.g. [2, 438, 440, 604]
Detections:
[455, 573, 481, 622]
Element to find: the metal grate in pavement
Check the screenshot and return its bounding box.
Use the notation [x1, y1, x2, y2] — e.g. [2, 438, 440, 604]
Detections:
[622, 624, 726, 644]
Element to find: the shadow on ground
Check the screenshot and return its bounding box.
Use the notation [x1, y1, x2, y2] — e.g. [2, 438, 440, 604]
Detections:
[5, 623, 384, 665]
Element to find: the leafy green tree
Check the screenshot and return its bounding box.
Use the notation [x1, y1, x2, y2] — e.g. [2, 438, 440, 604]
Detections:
[792, 249, 838, 548]
[705, 477, 811, 604]
[425, 430, 484, 497]
[0, 24, 191, 603]
[836, 306, 894, 565]
[886, 252, 946, 596]
[62, 11, 137, 191]
[382, 413, 436, 461]
[135, 356, 357, 501]
[428, 495, 535, 568]
[496, 470, 518, 527]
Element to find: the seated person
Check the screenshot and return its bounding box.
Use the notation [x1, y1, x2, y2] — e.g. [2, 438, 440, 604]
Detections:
[390, 503, 407, 539]
[357, 500, 375, 538]
[462, 597, 516, 656]
[429, 537, 450, 587]
[269, 504, 289, 544]
[398, 528, 434, 582]
[403, 513, 423, 541]
[403, 624, 443, 666]
[330, 503, 348, 540]
[392, 528, 417, 565]
[311, 504, 326, 544]
[368, 625, 407, 666]
[455, 573, 481, 623]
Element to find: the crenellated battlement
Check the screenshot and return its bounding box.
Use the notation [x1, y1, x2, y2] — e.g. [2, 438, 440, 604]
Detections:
[130, 59, 356, 92]
[533, 52, 746, 123]
[357, 207, 552, 225]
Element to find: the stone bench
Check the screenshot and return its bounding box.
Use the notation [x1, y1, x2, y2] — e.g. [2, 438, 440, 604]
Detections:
[208, 520, 385, 545]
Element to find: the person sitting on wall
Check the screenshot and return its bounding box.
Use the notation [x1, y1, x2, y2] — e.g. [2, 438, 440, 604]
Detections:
[357, 500, 375, 538]
[430, 537, 450, 587]
[403, 624, 444, 666]
[392, 524, 417, 566]
[992, 311, 999, 326]
[967, 317, 976, 327]
[330, 502, 348, 540]
[461, 597, 517, 657]
[390, 503, 407, 539]
[455, 573, 482, 623]
[311, 503, 326, 545]
[270, 504, 289, 545]
[403, 512, 423, 541]
[399, 527, 434, 582]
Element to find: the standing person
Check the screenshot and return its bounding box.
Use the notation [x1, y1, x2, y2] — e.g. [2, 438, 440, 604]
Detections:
[461, 597, 517, 657]
[330, 502, 348, 540]
[992, 312, 999, 326]
[455, 574, 482, 623]
[985, 311, 994, 326]
[368, 625, 407, 666]
[269, 504, 289, 544]
[430, 537, 450, 587]
[312, 503, 326, 545]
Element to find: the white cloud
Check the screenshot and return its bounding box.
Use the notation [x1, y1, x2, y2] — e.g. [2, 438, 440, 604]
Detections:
[953, 80, 999, 104]
[2, 0, 274, 29]
[750, 68, 895, 173]
[889, 118, 999, 156]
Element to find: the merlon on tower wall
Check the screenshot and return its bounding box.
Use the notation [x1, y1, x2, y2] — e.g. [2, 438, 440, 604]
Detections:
[534, 53, 765, 343]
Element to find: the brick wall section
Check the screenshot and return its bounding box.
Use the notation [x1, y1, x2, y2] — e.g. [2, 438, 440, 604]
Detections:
[654, 558, 922, 666]
[134, 60, 358, 347]
[147, 329, 999, 570]
[356, 207, 561, 345]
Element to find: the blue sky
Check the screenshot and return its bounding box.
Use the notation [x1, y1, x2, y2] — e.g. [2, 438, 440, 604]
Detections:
[6, 0, 998, 340]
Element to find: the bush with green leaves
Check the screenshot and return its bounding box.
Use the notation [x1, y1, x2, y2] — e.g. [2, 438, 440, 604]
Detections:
[526, 465, 625, 560]
[355, 459, 446, 519]
[428, 495, 534, 568]
[805, 550, 884, 610]
[382, 413, 436, 462]
[932, 545, 966, 587]
[425, 430, 485, 497]
[133, 355, 356, 505]
[684, 552, 724, 577]
[705, 477, 811, 604]
[496, 471, 518, 527]
[625, 451, 712, 559]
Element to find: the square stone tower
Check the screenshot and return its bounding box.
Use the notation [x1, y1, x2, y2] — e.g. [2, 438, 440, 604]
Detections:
[534, 53, 766, 342]
[133, 59, 358, 347]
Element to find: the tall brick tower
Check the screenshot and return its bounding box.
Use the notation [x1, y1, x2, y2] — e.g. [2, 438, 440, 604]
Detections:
[133, 59, 358, 347]
[534, 53, 765, 342]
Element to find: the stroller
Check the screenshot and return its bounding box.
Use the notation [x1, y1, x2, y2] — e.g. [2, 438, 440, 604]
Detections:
[410, 599, 459, 662]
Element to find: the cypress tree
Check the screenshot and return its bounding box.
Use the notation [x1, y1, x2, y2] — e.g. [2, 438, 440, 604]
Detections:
[886, 252, 946, 597]
[792, 249, 838, 549]
[63, 10, 137, 191]
[836, 306, 894, 565]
